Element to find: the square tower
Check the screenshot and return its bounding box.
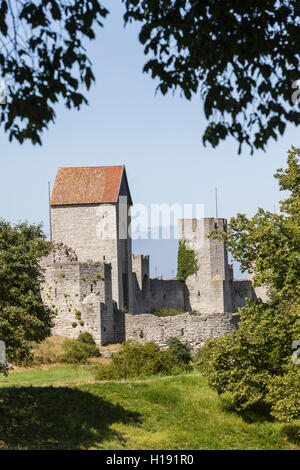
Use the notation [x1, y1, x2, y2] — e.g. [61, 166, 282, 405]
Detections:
[178, 218, 233, 313]
[50, 165, 133, 311]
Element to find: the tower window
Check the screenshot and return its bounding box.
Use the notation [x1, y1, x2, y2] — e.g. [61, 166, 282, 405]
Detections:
[214, 223, 218, 229]
[103, 255, 105, 261]
[198, 290, 200, 296]
[90, 284, 93, 292]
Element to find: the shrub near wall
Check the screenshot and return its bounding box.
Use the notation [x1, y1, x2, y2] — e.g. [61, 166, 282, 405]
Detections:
[95, 341, 192, 380]
[61, 339, 100, 364]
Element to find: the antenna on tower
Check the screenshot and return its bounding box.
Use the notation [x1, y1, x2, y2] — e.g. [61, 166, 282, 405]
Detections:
[215, 187, 218, 219]
[48, 181, 52, 242]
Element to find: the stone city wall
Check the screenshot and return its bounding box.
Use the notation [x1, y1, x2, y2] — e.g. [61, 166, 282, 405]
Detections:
[125, 311, 239, 351]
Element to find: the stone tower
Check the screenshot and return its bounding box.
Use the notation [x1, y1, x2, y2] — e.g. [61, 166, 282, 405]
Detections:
[178, 218, 234, 313]
[50, 165, 133, 311]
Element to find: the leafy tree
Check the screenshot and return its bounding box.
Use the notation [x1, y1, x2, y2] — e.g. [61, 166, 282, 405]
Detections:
[177, 239, 199, 281]
[166, 337, 192, 364]
[123, 0, 300, 153]
[0, 220, 53, 365]
[1, 2, 299, 150]
[0, 0, 108, 144]
[199, 147, 300, 421]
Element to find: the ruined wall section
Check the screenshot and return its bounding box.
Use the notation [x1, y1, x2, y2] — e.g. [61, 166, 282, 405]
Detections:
[125, 312, 239, 351]
[40, 244, 114, 343]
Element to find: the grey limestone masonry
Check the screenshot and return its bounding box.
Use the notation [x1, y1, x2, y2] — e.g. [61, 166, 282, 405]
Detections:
[40, 243, 115, 344]
[42, 165, 269, 348]
[50, 203, 121, 308]
[51, 199, 133, 313]
[125, 312, 240, 352]
[178, 218, 234, 314]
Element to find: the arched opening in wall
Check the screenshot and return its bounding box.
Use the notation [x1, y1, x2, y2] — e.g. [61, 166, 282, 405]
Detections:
[142, 274, 149, 297]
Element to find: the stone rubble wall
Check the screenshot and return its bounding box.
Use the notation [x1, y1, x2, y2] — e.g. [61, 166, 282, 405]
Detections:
[125, 311, 240, 351]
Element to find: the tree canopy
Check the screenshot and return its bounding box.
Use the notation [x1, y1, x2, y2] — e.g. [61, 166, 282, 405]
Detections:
[0, 0, 108, 144]
[0, 220, 52, 364]
[219, 146, 300, 303]
[0, 1, 299, 150]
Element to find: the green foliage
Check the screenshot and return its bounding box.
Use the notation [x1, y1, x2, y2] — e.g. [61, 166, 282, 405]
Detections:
[75, 310, 81, 320]
[1, 2, 299, 150]
[60, 339, 99, 364]
[95, 341, 191, 380]
[166, 337, 192, 364]
[212, 147, 300, 305]
[177, 239, 199, 281]
[152, 308, 184, 317]
[198, 301, 299, 417]
[202, 149, 300, 421]
[0, 220, 52, 364]
[77, 332, 95, 345]
[0, 1, 108, 144]
[194, 342, 213, 374]
[266, 361, 300, 422]
[123, 1, 300, 153]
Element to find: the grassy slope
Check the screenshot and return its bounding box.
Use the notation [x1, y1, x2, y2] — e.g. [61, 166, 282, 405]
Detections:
[0, 366, 299, 450]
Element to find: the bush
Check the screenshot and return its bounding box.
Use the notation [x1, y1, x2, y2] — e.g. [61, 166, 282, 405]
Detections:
[95, 341, 192, 380]
[198, 301, 300, 420]
[194, 342, 214, 374]
[77, 332, 95, 345]
[166, 337, 192, 364]
[266, 362, 300, 422]
[60, 339, 100, 364]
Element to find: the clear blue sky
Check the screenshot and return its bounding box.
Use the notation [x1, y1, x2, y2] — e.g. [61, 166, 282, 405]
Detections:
[0, 3, 298, 278]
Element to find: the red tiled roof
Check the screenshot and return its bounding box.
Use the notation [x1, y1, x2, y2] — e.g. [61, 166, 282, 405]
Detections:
[50, 166, 126, 206]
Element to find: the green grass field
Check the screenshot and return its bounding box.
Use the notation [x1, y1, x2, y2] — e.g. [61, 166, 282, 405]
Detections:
[0, 364, 299, 450]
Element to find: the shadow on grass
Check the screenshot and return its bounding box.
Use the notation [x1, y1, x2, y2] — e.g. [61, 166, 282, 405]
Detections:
[282, 425, 300, 445]
[0, 386, 141, 449]
[220, 395, 274, 423]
